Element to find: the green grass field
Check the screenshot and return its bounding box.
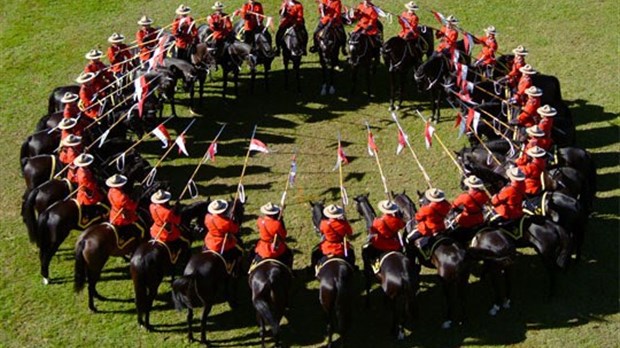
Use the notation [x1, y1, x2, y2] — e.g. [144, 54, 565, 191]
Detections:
[1, 0, 618, 347]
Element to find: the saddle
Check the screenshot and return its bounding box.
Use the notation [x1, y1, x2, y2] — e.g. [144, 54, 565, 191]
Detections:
[103, 222, 143, 250]
[61, 178, 73, 191]
[153, 239, 185, 265]
[523, 191, 549, 217]
[248, 258, 293, 276]
[370, 251, 402, 274]
[314, 256, 354, 277]
[480, 216, 528, 241]
[202, 249, 236, 275]
[72, 199, 108, 229]
[415, 235, 450, 261]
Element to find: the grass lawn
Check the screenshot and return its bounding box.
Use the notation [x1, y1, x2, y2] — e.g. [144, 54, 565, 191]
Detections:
[1, 0, 618, 347]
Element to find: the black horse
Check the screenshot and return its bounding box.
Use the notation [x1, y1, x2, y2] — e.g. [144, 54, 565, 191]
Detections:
[414, 53, 451, 122]
[281, 26, 304, 93]
[47, 85, 80, 115]
[353, 194, 417, 339]
[235, 23, 275, 94]
[348, 32, 381, 97]
[20, 129, 61, 166]
[316, 23, 344, 96]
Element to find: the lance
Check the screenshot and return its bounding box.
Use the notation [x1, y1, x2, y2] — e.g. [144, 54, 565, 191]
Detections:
[391, 112, 434, 189]
[108, 117, 175, 167]
[272, 152, 297, 252]
[365, 121, 391, 200]
[335, 132, 350, 257]
[230, 125, 258, 216]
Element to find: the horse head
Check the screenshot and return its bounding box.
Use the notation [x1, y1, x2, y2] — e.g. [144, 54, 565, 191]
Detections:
[392, 191, 416, 233]
[414, 53, 448, 91]
[283, 27, 303, 57]
[253, 30, 275, 59]
[309, 200, 325, 233]
[353, 193, 375, 232]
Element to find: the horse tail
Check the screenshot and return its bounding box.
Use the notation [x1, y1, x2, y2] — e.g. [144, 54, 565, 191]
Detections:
[334, 267, 351, 334]
[254, 288, 280, 336]
[554, 224, 571, 269]
[131, 252, 150, 317]
[74, 238, 87, 293]
[585, 150, 597, 209]
[22, 187, 40, 244]
[35, 114, 51, 132]
[37, 206, 53, 253]
[171, 276, 192, 311]
[20, 137, 31, 170]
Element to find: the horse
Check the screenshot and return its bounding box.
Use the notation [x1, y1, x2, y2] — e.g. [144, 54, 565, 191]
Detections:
[308, 200, 354, 347]
[414, 53, 451, 122]
[48, 85, 80, 115]
[141, 197, 244, 332]
[238, 24, 275, 94]
[353, 194, 417, 339]
[316, 23, 344, 96]
[392, 192, 470, 329]
[20, 129, 61, 167]
[281, 26, 304, 93]
[34, 110, 64, 133]
[190, 43, 217, 108]
[348, 31, 381, 97]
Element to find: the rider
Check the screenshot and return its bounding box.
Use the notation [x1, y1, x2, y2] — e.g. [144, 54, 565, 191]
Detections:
[504, 45, 528, 88]
[537, 104, 556, 139]
[309, 0, 347, 56]
[274, 0, 307, 56]
[61, 92, 80, 119]
[107, 33, 134, 77]
[58, 118, 83, 140]
[516, 146, 547, 197]
[59, 135, 82, 183]
[398, 2, 419, 41]
[76, 72, 101, 120]
[136, 16, 158, 64]
[451, 176, 490, 234]
[208, 2, 235, 57]
[149, 189, 186, 249]
[473, 26, 498, 70]
[106, 174, 144, 238]
[236, 0, 265, 46]
[410, 188, 451, 249]
[172, 4, 198, 60]
[351, 0, 382, 48]
[203, 199, 243, 270]
[434, 15, 459, 57]
[511, 64, 536, 106]
[83, 49, 114, 94]
[253, 202, 293, 268]
[513, 86, 543, 127]
[311, 204, 355, 268]
[74, 153, 105, 217]
[489, 167, 526, 227]
[361, 200, 405, 274]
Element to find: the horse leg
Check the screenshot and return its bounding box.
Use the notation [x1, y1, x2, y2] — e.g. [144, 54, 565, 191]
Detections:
[222, 70, 228, 99]
[295, 59, 301, 94]
[503, 266, 513, 309]
[329, 66, 336, 95]
[487, 262, 502, 316]
[264, 65, 269, 92]
[187, 308, 194, 342]
[87, 253, 109, 312]
[440, 278, 456, 329]
[283, 57, 290, 90]
[170, 97, 177, 118]
[200, 304, 212, 345]
[257, 314, 266, 348]
[366, 66, 372, 98]
[399, 71, 406, 109]
[250, 69, 256, 95]
[234, 70, 240, 97]
[350, 66, 357, 95]
[388, 71, 396, 111]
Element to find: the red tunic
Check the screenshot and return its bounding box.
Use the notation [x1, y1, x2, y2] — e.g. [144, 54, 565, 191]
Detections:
[136, 27, 158, 62]
[398, 12, 418, 40]
[491, 181, 525, 219]
[415, 200, 451, 236]
[76, 167, 102, 206]
[319, 0, 342, 26]
[518, 157, 546, 195]
[63, 103, 80, 119]
[107, 44, 134, 74]
[79, 84, 100, 119]
[108, 187, 138, 226]
[352, 3, 379, 36]
[240, 2, 264, 31]
[517, 96, 541, 127]
[319, 218, 352, 256]
[150, 203, 182, 242]
[453, 189, 489, 228]
[172, 16, 198, 49]
[204, 214, 240, 252]
[255, 216, 288, 258]
[514, 74, 532, 105]
[435, 26, 458, 53]
[369, 214, 405, 251]
[208, 13, 233, 41]
[84, 60, 113, 92]
[506, 55, 525, 86]
[280, 0, 304, 28]
[475, 35, 497, 65]
[59, 145, 80, 165]
[538, 117, 554, 138]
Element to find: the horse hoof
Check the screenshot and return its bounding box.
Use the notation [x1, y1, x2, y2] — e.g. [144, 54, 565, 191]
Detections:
[488, 304, 500, 316]
[42, 277, 49, 285]
[189, 109, 202, 116]
[502, 299, 511, 309]
[320, 86, 327, 96]
[441, 320, 453, 329]
[329, 86, 336, 95]
[397, 330, 405, 340]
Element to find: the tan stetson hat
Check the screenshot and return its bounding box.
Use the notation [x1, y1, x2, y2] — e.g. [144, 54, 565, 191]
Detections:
[446, 15, 459, 24]
[61, 92, 79, 103]
[464, 175, 484, 189]
[526, 146, 547, 158]
[506, 167, 525, 181]
[526, 125, 545, 138]
[151, 189, 172, 204]
[519, 64, 537, 75]
[323, 204, 344, 219]
[512, 45, 528, 56]
[58, 118, 77, 130]
[425, 188, 446, 203]
[378, 200, 399, 214]
[208, 199, 228, 215]
[108, 32, 125, 44]
[106, 174, 128, 188]
[85, 49, 103, 60]
[260, 202, 281, 215]
[212, 1, 224, 10]
[61, 134, 82, 147]
[76, 72, 96, 84]
[138, 15, 154, 26]
[176, 4, 192, 15]
[484, 26, 496, 35]
[73, 153, 94, 167]
[537, 105, 557, 117]
[404, 2, 419, 11]
[525, 86, 543, 97]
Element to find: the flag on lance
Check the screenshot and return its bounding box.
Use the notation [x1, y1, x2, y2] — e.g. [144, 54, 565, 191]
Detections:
[396, 128, 408, 155]
[249, 138, 270, 153]
[288, 155, 297, 187]
[367, 131, 378, 156]
[431, 10, 446, 25]
[175, 134, 189, 156]
[205, 142, 218, 162]
[152, 123, 171, 148]
[424, 121, 435, 149]
[333, 143, 349, 170]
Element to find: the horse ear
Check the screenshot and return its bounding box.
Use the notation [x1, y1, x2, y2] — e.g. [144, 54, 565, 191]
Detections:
[417, 190, 423, 198]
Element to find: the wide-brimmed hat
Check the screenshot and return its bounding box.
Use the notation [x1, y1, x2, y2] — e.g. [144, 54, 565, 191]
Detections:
[208, 199, 228, 215]
[138, 15, 154, 26]
[404, 2, 419, 11]
[61, 134, 81, 147]
[176, 4, 192, 15]
[85, 49, 103, 60]
[76, 72, 96, 84]
[506, 167, 525, 181]
[446, 15, 459, 24]
[526, 146, 547, 158]
[537, 105, 557, 117]
[260, 202, 281, 215]
[151, 189, 172, 204]
[519, 64, 537, 75]
[484, 26, 496, 35]
[464, 175, 484, 189]
[323, 204, 344, 219]
[73, 153, 94, 167]
[526, 125, 545, 138]
[512, 45, 528, 56]
[378, 200, 399, 214]
[61, 92, 79, 103]
[106, 174, 128, 188]
[525, 86, 543, 97]
[58, 118, 77, 130]
[108, 32, 125, 44]
[212, 1, 224, 10]
[425, 188, 446, 202]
